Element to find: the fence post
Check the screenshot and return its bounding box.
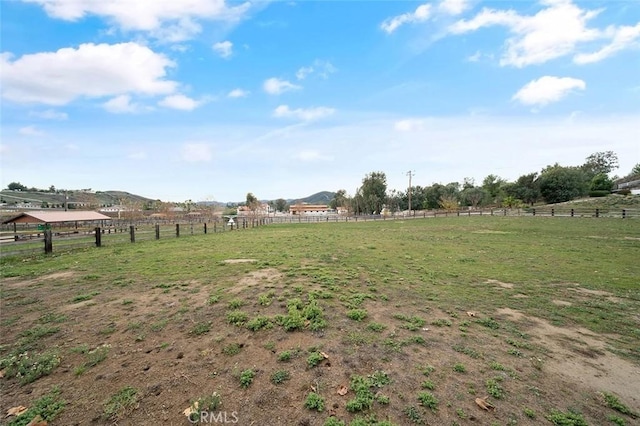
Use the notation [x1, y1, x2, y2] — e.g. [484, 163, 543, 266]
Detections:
[95, 227, 102, 247]
[491, 209, 494, 216]
[190, 223, 194, 235]
[129, 225, 135, 243]
[44, 229, 53, 254]
[622, 209, 626, 219]
[204, 223, 207, 234]
[214, 222, 217, 233]
[595, 208, 600, 218]
[551, 208, 554, 217]
[176, 224, 180, 237]
[532, 208, 536, 216]
[155, 224, 160, 240]
[571, 209, 574, 217]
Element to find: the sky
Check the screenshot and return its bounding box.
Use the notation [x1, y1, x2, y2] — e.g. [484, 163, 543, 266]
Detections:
[1, 0, 639, 203]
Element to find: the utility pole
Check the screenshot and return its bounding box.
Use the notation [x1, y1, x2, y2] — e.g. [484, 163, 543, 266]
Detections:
[406, 171, 415, 215]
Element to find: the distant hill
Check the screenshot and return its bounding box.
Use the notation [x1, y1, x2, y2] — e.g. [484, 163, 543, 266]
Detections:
[288, 191, 335, 205]
[0, 189, 154, 208]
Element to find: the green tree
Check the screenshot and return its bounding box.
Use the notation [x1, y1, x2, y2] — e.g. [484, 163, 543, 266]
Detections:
[359, 172, 387, 214]
[329, 189, 349, 210]
[582, 151, 619, 177]
[590, 173, 613, 192]
[7, 182, 27, 191]
[482, 175, 506, 204]
[537, 164, 588, 204]
[274, 198, 288, 212]
[460, 186, 486, 208]
[504, 173, 540, 206]
[629, 163, 640, 177]
[245, 193, 260, 213]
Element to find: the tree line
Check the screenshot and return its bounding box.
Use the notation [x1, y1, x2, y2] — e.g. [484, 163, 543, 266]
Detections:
[332, 152, 639, 215]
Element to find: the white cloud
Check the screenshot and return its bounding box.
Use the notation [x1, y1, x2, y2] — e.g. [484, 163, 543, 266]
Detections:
[449, 1, 602, 67]
[574, 22, 640, 64]
[513, 76, 586, 106]
[467, 51, 482, 62]
[23, 0, 251, 41]
[263, 78, 301, 95]
[158, 94, 202, 111]
[273, 105, 335, 121]
[19, 125, 45, 136]
[438, 0, 470, 16]
[296, 66, 313, 80]
[29, 109, 68, 120]
[296, 150, 333, 162]
[103, 95, 142, 113]
[0, 42, 177, 105]
[212, 40, 233, 58]
[181, 142, 212, 162]
[381, 3, 432, 34]
[227, 88, 249, 98]
[394, 119, 424, 132]
[296, 60, 337, 80]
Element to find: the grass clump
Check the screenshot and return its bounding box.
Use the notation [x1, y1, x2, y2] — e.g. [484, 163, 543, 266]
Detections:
[347, 309, 368, 321]
[431, 318, 452, 327]
[103, 386, 139, 421]
[227, 310, 248, 326]
[228, 298, 244, 309]
[486, 378, 504, 399]
[421, 380, 435, 390]
[246, 315, 272, 331]
[239, 369, 255, 388]
[186, 392, 222, 423]
[324, 417, 346, 426]
[278, 350, 292, 362]
[222, 343, 242, 356]
[5, 387, 66, 426]
[367, 322, 387, 332]
[71, 291, 100, 303]
[602, 392, 638, 418]
[0, 350, 60, 384]
[403, 405, 425, 424]
[417, 391, 438, 412]
[271, 370, 290, 384]
[546, 409, 588, 426]
[190, 321, 211, 336]
[453, 363, 466, 373]
[476, 317, 500, 329]
[307, 351, 325, 368]
[346, 371, 391, 413]
[304, 392, 325, 411]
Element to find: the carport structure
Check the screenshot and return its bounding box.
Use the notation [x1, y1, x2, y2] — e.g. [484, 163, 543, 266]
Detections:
[3, 211, 111, 231]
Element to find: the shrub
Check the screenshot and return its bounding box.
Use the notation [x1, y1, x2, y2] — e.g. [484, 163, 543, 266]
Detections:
[417, 391, 438, 412]
[304, 392, 325, 411]
[271, 370, 290, 385]
[239, 369, 255, 388]
[589, 190, 610, 197]
[347, 309, 368, 321]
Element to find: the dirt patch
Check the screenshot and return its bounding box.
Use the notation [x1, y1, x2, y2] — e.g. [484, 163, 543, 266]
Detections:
[552, 300, 572, 306]
[1, 271, 76, 290]
[222, 259, 257, 264]
[471, 230, 511, 234]
[571, 287, 613, 297]
[226, 268, 283, 295]
[511, 294, 529, 298]
[496, 307, 640, 410]
[485, 279, 514, 289]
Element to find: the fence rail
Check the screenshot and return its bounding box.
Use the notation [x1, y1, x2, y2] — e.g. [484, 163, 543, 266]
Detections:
[0, 207, 637, 257]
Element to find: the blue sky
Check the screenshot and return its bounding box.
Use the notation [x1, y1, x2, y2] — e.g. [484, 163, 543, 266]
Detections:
[1, 0, 639, 203]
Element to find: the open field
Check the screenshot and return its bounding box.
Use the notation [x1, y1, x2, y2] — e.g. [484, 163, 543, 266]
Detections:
[1, 217, 639, 425]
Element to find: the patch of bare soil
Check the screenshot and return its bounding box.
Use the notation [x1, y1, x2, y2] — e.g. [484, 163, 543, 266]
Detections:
[1, 271, 76, 290]
[222, 258, 257, 264]
[551, 300, 572, 306]
[226, 268, 283, 295]
[496, 308, 640, 410]
[485, 279, 514, 289]
[511, 294, 529, 298]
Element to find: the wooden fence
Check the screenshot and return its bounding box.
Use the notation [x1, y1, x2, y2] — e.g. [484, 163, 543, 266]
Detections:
[0, 207, 637, 257]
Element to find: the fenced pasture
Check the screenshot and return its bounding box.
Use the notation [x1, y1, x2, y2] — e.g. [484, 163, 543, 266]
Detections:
[1, 206, 638, 257]
[1, 217, 639, 425]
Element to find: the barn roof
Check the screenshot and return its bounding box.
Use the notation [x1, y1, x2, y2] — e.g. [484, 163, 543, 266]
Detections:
[2, 211, 112, 224]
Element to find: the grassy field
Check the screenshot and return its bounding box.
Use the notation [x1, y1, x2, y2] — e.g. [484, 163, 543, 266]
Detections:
[1, 216, 639, 425]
